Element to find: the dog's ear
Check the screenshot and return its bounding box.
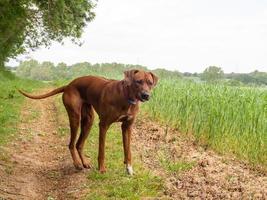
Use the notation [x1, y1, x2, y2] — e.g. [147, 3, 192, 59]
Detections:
[124, 69, 139, 82]
[149, 72, 159, 87]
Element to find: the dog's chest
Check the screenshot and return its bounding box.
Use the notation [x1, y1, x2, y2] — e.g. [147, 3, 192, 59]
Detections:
[116, 114, 133, 122]
[115, 106, 135, 122]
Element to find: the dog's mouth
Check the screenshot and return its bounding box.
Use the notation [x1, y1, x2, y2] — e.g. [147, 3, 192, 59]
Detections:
[140, 98, 147, 102]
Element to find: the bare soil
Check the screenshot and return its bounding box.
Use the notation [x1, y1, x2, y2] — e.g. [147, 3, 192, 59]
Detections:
[0, 90, 266, 200]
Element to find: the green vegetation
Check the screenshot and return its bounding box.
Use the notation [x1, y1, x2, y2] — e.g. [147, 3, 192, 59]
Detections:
[0, 67, 44, 145]
[14, 59, 184, 81]
[201, 66, 224, 83]
[15, 60, 267, 87]
[225, 70, 267, 86]
[184, 68, 267, 87]
[84, 124, 163, 199]
[0, 1, 95, 67]
[144, 79, 267, 167]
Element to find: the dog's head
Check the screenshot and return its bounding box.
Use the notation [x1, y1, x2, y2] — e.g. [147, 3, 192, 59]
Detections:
[124, 69, 158, 102]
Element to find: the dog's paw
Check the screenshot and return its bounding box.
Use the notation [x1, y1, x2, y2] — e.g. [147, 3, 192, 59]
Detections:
[99, 168, 106, 174]
[99, 166, 107, 174]
[73, 161, 83, 170]
[126, 165, 134, 175]
[82, 160, 92, 169]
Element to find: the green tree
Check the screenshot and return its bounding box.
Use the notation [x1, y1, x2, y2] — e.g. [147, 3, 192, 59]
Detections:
[16, 59, 39, 77]
[153, 68, 182, 79]
[225, 79, 242, 87]
[55, 62, 69, 79]
[0, 0, 96, 68]
[250, 70, 267, 85]
[201, 66, 224, 83]
[29, 61, 52, 80]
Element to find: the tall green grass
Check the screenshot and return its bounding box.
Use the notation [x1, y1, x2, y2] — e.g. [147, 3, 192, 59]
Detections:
[144, 79, 267, 167]
[0, 68, 45, 145]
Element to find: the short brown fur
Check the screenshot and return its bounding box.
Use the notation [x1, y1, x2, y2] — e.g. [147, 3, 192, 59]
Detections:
[19, 70, 158, 173]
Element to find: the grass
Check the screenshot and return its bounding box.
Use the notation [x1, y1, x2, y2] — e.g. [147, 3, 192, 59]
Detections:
[0, 68, 45, 146]
[144, 79, 267, 168]
[84, 123, 163, 199]
[54, 96, 164, 199]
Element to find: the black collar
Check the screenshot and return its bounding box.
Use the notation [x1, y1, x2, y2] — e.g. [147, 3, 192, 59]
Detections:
[127, 98, 137, 105]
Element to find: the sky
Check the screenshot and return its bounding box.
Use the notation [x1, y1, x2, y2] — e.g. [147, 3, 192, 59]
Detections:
[7, 0, 267, 73]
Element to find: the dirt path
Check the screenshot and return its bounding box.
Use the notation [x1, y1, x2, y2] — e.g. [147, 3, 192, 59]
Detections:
[0, 90, 89, 200]
[133, 117, 267, 199]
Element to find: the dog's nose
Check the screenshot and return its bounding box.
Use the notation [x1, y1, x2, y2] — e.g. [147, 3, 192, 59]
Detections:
[141, 92, 150, 101]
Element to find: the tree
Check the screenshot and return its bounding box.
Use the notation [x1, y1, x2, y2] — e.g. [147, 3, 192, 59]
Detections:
[225, 71, 267, 86]
[16, 59, 39, 77]
[0, 0, 96, 68]
[152, 68, 182, 79]
[31, 61, 55, 81]
[201, 66, 224, 83]
[55, 62, 68, 79]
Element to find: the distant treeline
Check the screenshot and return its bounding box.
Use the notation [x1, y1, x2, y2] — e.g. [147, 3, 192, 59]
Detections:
[184, 71, 267, 86]
[6, 59, 267, 86]
[10, 59, 182, 81]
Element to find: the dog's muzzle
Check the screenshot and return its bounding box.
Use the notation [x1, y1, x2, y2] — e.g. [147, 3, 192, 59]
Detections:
[140, 92, 150, 102]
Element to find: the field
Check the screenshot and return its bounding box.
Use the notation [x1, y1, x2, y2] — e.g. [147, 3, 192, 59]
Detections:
[0, 67, 266, 199]
[144, 79, 267, 167]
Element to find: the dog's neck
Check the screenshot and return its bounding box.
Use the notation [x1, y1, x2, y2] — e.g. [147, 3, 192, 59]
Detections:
[121, 80, 138, 105]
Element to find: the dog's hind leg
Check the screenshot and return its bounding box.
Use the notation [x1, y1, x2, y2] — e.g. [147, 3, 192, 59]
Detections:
[63, 91, 83, 170]
[76, 103, 94, 169]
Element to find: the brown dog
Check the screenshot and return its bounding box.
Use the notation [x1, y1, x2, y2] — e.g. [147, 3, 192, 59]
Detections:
[19, 69, 158, 175]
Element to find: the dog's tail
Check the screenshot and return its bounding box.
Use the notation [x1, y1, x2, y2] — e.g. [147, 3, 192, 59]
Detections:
[18, 86, 66, 99]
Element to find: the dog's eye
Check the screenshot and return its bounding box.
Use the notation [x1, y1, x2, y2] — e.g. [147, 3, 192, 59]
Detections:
[147, 81, 153, 86]
[135, 80, 143, 84]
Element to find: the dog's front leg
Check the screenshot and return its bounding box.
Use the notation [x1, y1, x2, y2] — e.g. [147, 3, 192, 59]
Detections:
[121, 120, 134, 175]
[98, 121, 109, 173]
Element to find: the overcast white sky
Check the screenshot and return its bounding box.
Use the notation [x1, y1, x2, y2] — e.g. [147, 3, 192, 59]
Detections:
[8, 0, 267, 73]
